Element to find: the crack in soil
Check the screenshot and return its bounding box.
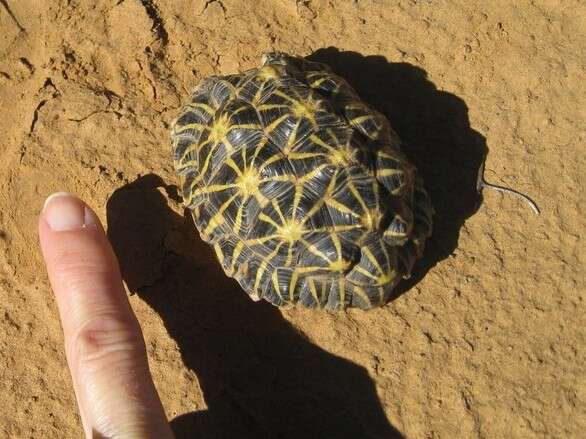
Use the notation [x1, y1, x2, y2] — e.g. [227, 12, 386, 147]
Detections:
[0, 0, 26, 33]
[201, 0, 227, 16]
[29, 100, 47, 134]
[138, 0, 169, 45]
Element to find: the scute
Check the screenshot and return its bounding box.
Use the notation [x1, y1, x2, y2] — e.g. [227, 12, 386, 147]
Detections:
[297, 233, 361, 273]
[171, 51, 434, 309]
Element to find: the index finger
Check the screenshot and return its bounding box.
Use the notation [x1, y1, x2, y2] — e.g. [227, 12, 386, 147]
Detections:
[39, 192, 173, 438]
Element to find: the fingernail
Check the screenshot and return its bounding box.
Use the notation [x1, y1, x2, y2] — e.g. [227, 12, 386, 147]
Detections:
[43, 192, 99, 231]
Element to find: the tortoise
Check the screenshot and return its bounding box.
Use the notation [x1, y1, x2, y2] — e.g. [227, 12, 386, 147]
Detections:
[170, 52, 433, 310]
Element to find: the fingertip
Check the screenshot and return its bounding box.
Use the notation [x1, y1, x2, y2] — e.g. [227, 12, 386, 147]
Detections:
[40, 192, 101, 233]
[43, 192, 74, 210]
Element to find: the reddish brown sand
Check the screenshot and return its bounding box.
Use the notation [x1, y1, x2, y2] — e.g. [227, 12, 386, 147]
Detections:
[1, 1, 584, 437]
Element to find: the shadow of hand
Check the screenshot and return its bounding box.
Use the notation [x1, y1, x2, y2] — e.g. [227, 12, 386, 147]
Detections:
[106, 174, 403, 439]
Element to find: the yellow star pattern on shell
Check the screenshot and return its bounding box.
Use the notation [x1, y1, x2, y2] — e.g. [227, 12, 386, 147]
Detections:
[171, 52, 433, 310]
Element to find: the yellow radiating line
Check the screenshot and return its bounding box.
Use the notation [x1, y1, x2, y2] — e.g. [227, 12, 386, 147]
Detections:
[214, 242, 224, 264]
[258, 212, 280, 228]
[334, 224, 362, 232]
[184, 102, 214, 114]
[225, 157, 243, 176]
[292, 186, 302, 220]
[384, 228, 406, 238]
[350, 115, 374, 127]
[314, 74, 341, 95]
[253, 79, 266, 103]
[241, 144, 247, 168]
[303, 197, 326, 222]
[296, 266, 327, 273]
[188, 139, 221, 180]
[325, 198, 360, 216]
[230, 241, 245, 274]
[230, 105, 248, 117]
[223, 138, 236, 153]
[331, 233, 342, 258]
[272, 269, 284, 300]
[234, 202, 245, 234]
[310, 77, 328, 88]
[245, 234, 279, 246]
[326, 169, 338, 194]
[285, 119, 301, 151]
[178, 138, 206, 166]
[353, 285, 372, 307]
[373, 181, 380, 207]
[362, 247, 383, 273]
[251, 137, 268, 165]
[259, 153, 284, 171]
[177, 156, 196, 171]
[375, 153, 392, 166]
[176, 158, 198, 172]
[255, 259, 271, 291]
[347, 181, 369, 213]
[190, 154, 212, 181]
[309, 134, 337, 153]
[289, 271, 299, 301]
[378, 286, 385, 304]
[380, 241, 391, 269]
[231, 123, 262, 131]
[274, 90, 299, 104]
[225, 80, 237, 94]
[354, 265, 378, 280]
[192, 183, 236, 196]
[320, 279, 328, 303]
[302, 171, 337, 221]
[255, 190, 269, 207]
[377, 168, 403, 177]
[285, 243, 295, 266]
[308, 278, 320, 304]
[203, 192, 239, 236]
[242, 192, 263, 216]
[175, 123, 209, 133]
[313, 224, 362, 233]
[300, 238, 329, 262]
[197, 137, 213, 151]
[263, 114, 289, 136]
[325, 128, 341, 144]
[298, 164, 329, 183]
[287, 152, 323, 160]
[271, 199, 286, 223]
[378, 150, 401, 161]
[257, 104, 289, 111]
[262, 175, 296, 183]
[305, 111, 317, 128]
[185, 188, 198, 207]
[254, 242, 282, 290]
[212, 82, 236, 107]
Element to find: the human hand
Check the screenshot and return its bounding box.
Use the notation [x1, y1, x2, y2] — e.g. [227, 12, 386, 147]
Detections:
[39, 193, 174, 438]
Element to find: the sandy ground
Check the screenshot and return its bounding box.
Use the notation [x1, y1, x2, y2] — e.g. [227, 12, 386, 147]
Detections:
[1, 0, 585, 437]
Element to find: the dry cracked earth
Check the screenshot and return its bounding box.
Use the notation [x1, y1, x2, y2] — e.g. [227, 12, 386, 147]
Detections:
[0, 0, 584, 438]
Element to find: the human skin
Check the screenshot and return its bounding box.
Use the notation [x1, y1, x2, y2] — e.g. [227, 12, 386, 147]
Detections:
[38, 193, 173, 438]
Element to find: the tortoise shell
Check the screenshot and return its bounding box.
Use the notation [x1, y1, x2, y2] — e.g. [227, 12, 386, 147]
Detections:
[171, 52, 433, 310]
